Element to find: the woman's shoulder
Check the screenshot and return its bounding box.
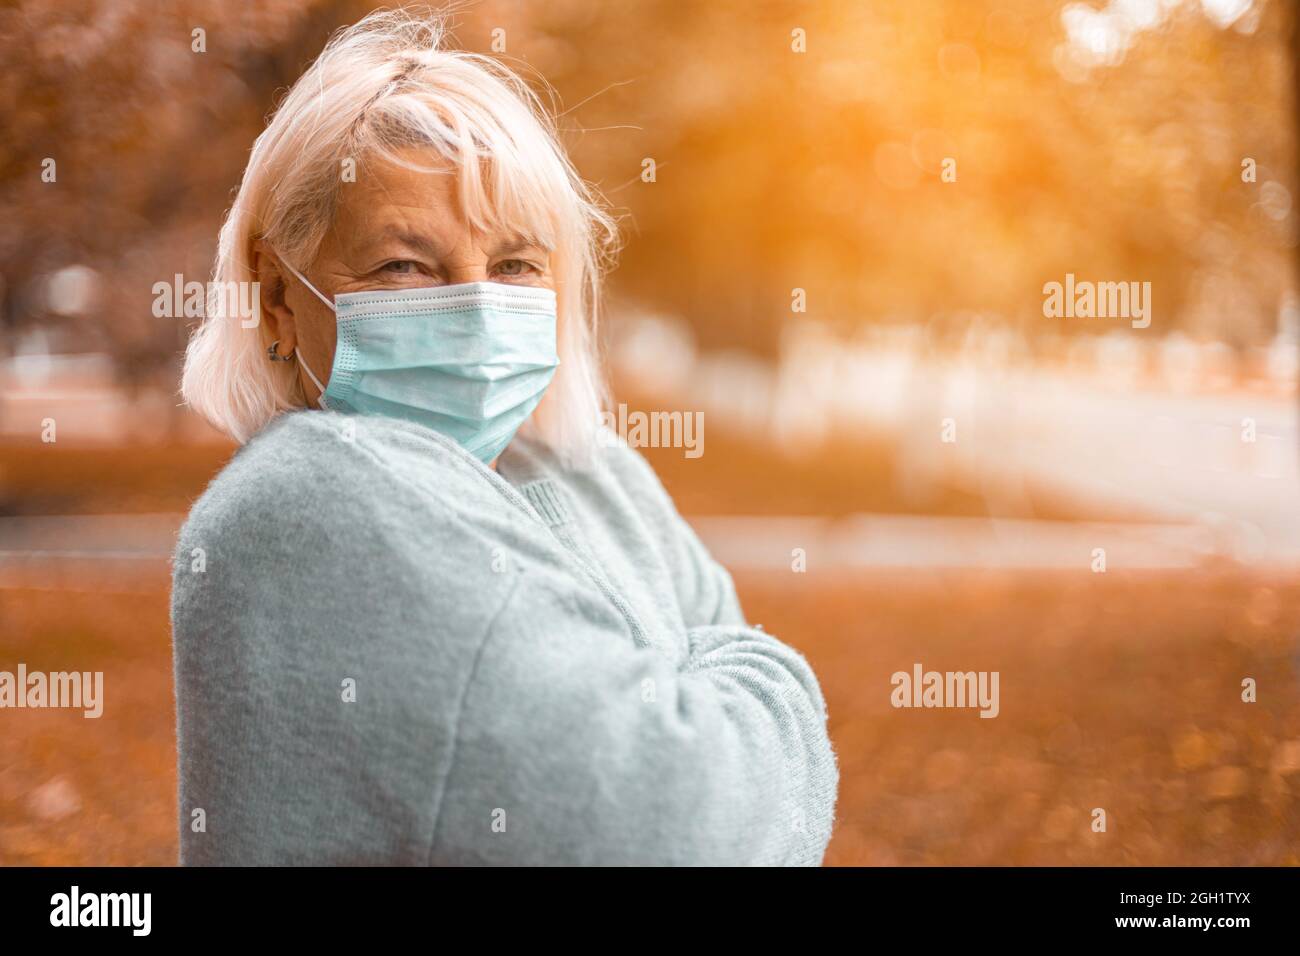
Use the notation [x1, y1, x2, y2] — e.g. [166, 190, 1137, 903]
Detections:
[175, 410, 497, 556]
[180, 411, 364, 535]
[592, 425, 681, 512]
[169, 410, 539, 639]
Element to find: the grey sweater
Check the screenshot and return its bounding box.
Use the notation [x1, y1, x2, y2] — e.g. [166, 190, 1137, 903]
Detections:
[171, 410, 839, 865]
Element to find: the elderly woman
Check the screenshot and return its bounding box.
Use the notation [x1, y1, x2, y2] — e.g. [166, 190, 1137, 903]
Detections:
[172, 10, 838, 866]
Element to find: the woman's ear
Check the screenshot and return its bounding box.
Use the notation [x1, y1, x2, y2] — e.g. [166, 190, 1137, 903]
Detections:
[252, 240, 297, 356]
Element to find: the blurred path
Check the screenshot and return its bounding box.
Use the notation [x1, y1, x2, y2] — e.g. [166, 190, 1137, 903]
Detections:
[616, 319, 1300, 564]
[694, 513, 1224, 571]
[0, 510, 1260, 588]
[925, 364, 1300, 562]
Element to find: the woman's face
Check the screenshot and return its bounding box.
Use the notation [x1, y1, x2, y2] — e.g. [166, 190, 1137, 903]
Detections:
[259, 149, 555, 408]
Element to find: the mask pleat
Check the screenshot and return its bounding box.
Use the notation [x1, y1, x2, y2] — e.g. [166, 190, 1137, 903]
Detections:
[318, 286, 559, 463]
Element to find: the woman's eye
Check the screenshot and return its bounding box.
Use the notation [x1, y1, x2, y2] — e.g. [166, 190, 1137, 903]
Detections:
[380, 260, 419, 275]
[494, 259, 537, 277]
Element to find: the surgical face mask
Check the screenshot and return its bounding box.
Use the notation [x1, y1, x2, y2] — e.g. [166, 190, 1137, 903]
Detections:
[280, 259, 559, 464]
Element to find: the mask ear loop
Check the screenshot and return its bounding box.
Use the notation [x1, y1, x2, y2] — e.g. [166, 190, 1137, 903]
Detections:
[295, 349, 329, 409]
[277, 256, 336, 410]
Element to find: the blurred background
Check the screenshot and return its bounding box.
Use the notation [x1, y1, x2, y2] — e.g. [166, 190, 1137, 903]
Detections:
[2, 0, 1299, 865]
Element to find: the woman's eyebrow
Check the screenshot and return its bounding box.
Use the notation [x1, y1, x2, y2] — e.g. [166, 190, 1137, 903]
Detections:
[361, 229, 550, 258]
[364, 228, 449, 259]
[489, 235, 552, 256]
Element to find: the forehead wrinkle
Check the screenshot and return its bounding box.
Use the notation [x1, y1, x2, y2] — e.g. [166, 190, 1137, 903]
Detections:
[377, 224, 453, 258]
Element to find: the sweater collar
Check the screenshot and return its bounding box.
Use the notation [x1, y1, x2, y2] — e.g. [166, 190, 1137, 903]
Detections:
[496, 432, 573, 526]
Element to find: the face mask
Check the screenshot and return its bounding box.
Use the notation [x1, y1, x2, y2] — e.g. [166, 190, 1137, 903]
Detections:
[279, 259, 559, 464]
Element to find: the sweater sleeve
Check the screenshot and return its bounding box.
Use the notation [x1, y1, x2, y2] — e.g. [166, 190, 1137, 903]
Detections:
[429, 567, 839, 865]
[664, 508, 747, 627]
[601, 436, 747, 629]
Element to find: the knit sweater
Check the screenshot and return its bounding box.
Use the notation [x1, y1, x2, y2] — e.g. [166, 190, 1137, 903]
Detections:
[170, 409, 839, 865]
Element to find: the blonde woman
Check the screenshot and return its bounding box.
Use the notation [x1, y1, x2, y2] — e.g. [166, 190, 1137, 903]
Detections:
[172, 10, 838, 866]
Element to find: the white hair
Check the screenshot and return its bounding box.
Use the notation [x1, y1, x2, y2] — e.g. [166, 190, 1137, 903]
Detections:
[181, 8, 617, 462]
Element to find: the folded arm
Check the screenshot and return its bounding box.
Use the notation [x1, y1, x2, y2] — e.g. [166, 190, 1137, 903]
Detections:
[430, 570, 838, 865]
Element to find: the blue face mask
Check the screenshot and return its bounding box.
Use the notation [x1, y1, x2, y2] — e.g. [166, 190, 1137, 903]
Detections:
[280, 260, 560, 464]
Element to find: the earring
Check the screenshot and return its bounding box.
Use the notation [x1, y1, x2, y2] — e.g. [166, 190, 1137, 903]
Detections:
[267, 340, 292, 361]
